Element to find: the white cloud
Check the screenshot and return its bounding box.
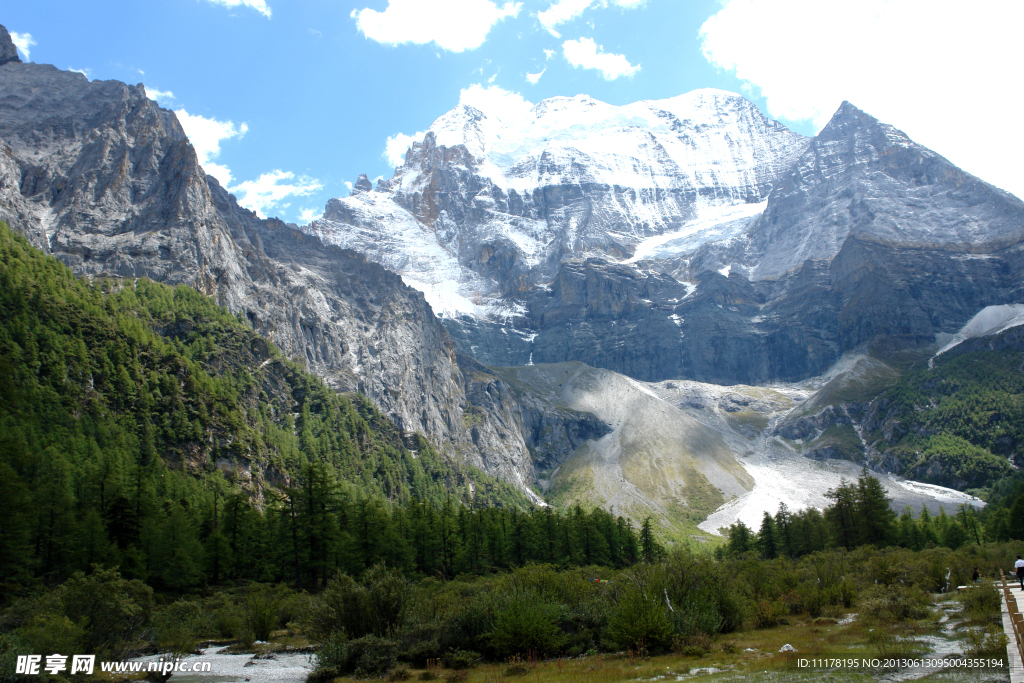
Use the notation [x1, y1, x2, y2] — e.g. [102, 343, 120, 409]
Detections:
[203, 0, 271, 18]
[174, 109, 248, 187]
[562, 37, 639, 80]
[382, 84, 534, 167]
[537, 0, 645, 37]
[343, 181, 354, 192]
[68, 67, 93, 80]
[538, 0, 592, 37]
[352, 0, 522, 52]
[526, 68, 546, 84]
[144, 86, 175, 103]
[700, 0, 1024, 199]
[232, 171, 322, 219]
[543, 49, 555, 59]
[298, 207, 320, 224]
[458, 83, 534, 124]
[384, 130, 426, 168]
[174, 109, 320, 218]
[11, 32, 35, 61]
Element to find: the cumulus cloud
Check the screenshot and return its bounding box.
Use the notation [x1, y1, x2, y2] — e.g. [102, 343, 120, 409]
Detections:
[11, 32, 35, 61]
[233, 171, 322, 219]
[298, 207, 320, 224]
[543, 48, 555, 59]
[700, 0, 1024, 199]
[174, 109, 248, 187]
[459, 83, 534, 124]
[144, 86, 175, 103]
[562, 37, 639, 80]
[352, 0, 522, 52]
[174, 109, 321, 218]
[383, 84, 534, 167]
[538, 0, 592, 37]
[526, 68, 546, 84]
[384, 130, 426, 168]
[537, 0, 646, 37]
[203, 0, 271, 18]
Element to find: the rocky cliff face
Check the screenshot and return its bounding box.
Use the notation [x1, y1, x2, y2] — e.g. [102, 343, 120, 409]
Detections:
[309, 89, 1024, 387]
[307, 89, 808, 314]
[0, 41, 541, 500]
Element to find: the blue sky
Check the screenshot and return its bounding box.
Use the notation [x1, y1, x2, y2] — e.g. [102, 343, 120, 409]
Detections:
[5, 0, 1022, 223]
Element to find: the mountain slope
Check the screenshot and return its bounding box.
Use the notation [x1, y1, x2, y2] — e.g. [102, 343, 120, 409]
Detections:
[0, 36, 540, 499]
[308, 89, 807, 314]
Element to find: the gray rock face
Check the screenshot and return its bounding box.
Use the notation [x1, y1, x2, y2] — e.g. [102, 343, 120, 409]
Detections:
[741, 101, 1024, 281]
[309, 91, 1024, 388]
[308, 89, 808, 313]
[0, 59, 541, 499]
[444, 102, 1024, 385]
[0, 25, 20, 66]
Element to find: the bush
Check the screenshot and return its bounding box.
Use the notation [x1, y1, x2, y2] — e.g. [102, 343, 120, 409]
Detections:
[310, 631, 347, 681]
[153, 600, 203, 656]
[441, 649, 480, 670]
[347, 635, 399, 677]
[860, 585, 930, 624]
[308, 573, 371, 641]
[365, 563, 410, 638]
[750, 599, 786, 628]
[964, 625, 1008, 656]
[59, 567, 154, 658]
[488, 595, 563, 658]
[603, 589, 674, 653]
[16, 615, 86, 659]
[0, 634, 27, 683]
[959, 584, 1001, 618]
[243, 587, 281, 642]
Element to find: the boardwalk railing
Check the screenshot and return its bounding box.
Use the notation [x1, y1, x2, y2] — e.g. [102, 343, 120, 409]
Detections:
[1002, 578, 1024, 656]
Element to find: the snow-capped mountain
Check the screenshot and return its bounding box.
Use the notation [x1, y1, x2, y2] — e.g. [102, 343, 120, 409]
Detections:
[307, 88, 808, 317]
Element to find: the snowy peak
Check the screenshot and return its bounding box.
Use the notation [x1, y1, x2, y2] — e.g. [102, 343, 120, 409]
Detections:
[745, 99, 1024, 281]
[309, 88, 809, 323]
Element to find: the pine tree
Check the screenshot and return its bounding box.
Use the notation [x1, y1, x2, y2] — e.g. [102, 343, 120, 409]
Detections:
[756, 512, 778, 559]
[639, 517, 663, 563]
[855, 471, 895, 547]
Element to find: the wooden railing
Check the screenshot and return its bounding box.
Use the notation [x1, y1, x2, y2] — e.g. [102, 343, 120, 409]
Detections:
[1002, 578, 1024, 656]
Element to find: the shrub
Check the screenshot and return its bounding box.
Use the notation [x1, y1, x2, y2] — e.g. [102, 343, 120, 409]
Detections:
[603, 589, 674, 653]
[153, 600, 203, 656]
[750, 600, 786, 628]
[959, 584, 1000, 618]
[16, 615, 86, 659]
[307, 573, 371, 641]
[441, 649, 480, 670]
[243, 587, 281, 643]
[365, 563, 410, 638]
[400, 633, 443, 666]
[860, 585, 930, 624]
[347, 635, 399, 677]
[0, 634, 28, 683]
[964, 626, 1008, 656]
[310, 631, 347, 681]
[488, 594, 563, 658]
[59, 567, 154, 658]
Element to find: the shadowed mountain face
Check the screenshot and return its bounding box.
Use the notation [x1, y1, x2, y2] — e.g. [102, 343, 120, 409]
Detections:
[438, 103, 1024, 385]
[0, 38, 542, 499]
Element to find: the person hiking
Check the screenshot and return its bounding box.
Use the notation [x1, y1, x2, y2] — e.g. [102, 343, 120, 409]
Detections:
[1015, 556, 1024, 590]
